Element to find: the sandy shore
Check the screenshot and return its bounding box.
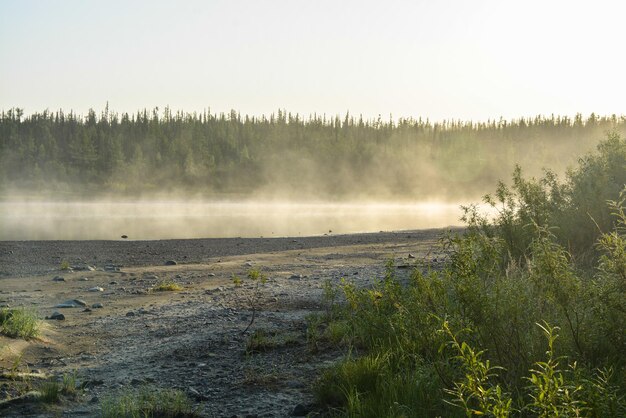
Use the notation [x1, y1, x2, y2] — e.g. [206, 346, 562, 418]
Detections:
[0, 228, 453, 417]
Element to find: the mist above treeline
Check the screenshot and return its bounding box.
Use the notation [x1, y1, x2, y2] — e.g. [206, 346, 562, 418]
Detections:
[1, 106, 625, 201]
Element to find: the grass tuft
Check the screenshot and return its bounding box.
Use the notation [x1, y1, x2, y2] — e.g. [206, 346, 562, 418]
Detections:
[39, 380, 61, 403]
[100, 386, 198, 418]
[245, 328, 300, 354]
[37, 372, 80, 404]
[152, 281, 183, 292]
[0, 307, 40, 339]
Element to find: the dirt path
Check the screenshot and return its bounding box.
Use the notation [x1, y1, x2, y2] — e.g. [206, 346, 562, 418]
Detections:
[0, 230, 448, 417]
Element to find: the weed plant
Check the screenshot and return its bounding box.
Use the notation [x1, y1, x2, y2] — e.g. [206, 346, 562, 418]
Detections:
[152, 281, 183, 292]
[0, 307, 40, 339]
[100, 386, 198, 418]
[245, 328, 300, 354]
[39, 380, 61, 403]
[232, 269, 268, 334]
[37, 372, 80, 404]
[314, 134, 626, 417]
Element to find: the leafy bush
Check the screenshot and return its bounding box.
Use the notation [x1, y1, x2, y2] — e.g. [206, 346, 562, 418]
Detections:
[314, 133, 626, 417]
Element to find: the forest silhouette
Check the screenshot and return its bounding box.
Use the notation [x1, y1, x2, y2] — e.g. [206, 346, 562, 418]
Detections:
[1, 107, 625, 199]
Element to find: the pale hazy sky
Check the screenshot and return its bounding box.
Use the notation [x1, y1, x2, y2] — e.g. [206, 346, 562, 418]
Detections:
[1, 0, 625, 121]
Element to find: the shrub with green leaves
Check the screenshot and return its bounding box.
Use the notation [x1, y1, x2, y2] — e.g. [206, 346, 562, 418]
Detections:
[314, 133, 626, 417]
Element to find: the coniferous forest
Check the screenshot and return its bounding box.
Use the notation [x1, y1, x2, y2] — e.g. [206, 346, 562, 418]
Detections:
[2, 106, 625, 199]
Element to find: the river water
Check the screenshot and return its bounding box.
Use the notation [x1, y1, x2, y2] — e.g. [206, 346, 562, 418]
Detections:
[0, 200, 469, 240]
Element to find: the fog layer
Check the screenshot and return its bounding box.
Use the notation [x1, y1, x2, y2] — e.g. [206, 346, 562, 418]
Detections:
[1, 109, 625, 239]
[0, 200, 466, 240]
[2, 109, 624, 201]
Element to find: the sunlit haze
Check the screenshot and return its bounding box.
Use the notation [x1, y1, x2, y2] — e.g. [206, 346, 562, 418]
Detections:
[1, 0, 625, 120]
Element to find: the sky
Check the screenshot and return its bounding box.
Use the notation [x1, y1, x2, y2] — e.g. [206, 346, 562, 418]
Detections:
[1, 0, 625, 121]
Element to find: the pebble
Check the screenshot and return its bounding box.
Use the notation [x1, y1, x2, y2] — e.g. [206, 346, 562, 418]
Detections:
[188, 387, 209, 401]
[408, 253, 416, 259]
[80, 277, 89, 281]
[207, 273, 216, 277]
[88, 286, 105, 292]
[55, 299, 87, 308]
[52, 276, 65, 282]
[73, 264, 96, 271]
[291, 404, 309, 416]
[164, 260, 177, 266]
[47, 311, 65, 320]
[126, 311, 135, 317]
[92, 303, 104, 309]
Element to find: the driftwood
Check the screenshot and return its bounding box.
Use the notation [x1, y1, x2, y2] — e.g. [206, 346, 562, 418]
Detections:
[0, 371, 48, 380]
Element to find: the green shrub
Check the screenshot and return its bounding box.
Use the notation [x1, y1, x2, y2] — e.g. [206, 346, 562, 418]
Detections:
[314, 133, 626, 417]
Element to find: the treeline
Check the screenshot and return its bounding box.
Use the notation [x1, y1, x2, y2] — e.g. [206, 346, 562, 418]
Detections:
[1, 106, 625, 199]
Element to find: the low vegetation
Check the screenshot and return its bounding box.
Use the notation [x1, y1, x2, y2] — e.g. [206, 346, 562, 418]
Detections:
[100, 386, 198, 418]
[314, 133, 626, 417]
[245, 328, 300, 354]
[232, 269, 268, 334]
[152, 281, 183, 292]
[0, 308, 40, 339]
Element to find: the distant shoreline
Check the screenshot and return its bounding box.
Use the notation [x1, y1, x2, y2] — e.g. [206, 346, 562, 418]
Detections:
[0, 228, 460, 278]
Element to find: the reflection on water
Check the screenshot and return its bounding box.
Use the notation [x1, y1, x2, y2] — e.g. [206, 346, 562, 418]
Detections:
[0, 200, 468, 240]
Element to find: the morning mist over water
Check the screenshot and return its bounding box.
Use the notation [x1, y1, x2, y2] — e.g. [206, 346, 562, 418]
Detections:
[0, 200, 466, 240]
[2, 108, 623, 241]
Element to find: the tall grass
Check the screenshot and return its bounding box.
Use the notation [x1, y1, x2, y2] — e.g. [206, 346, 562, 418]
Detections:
[0, 307, 40, 339]
[100, 387, 198, 418]
[314, 133, 626, 417]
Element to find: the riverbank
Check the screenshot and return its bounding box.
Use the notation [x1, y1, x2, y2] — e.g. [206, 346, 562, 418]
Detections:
[0, 229, 450, 417]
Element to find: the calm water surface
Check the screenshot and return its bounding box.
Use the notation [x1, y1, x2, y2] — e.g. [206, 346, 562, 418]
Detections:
[0, 200, 468, 240]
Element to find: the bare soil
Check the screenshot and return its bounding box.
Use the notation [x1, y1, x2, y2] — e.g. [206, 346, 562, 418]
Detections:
[0, 229, 450, 417]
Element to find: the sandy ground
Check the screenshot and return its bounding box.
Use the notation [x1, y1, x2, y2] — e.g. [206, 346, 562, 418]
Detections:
[0, 229, 451, 417]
